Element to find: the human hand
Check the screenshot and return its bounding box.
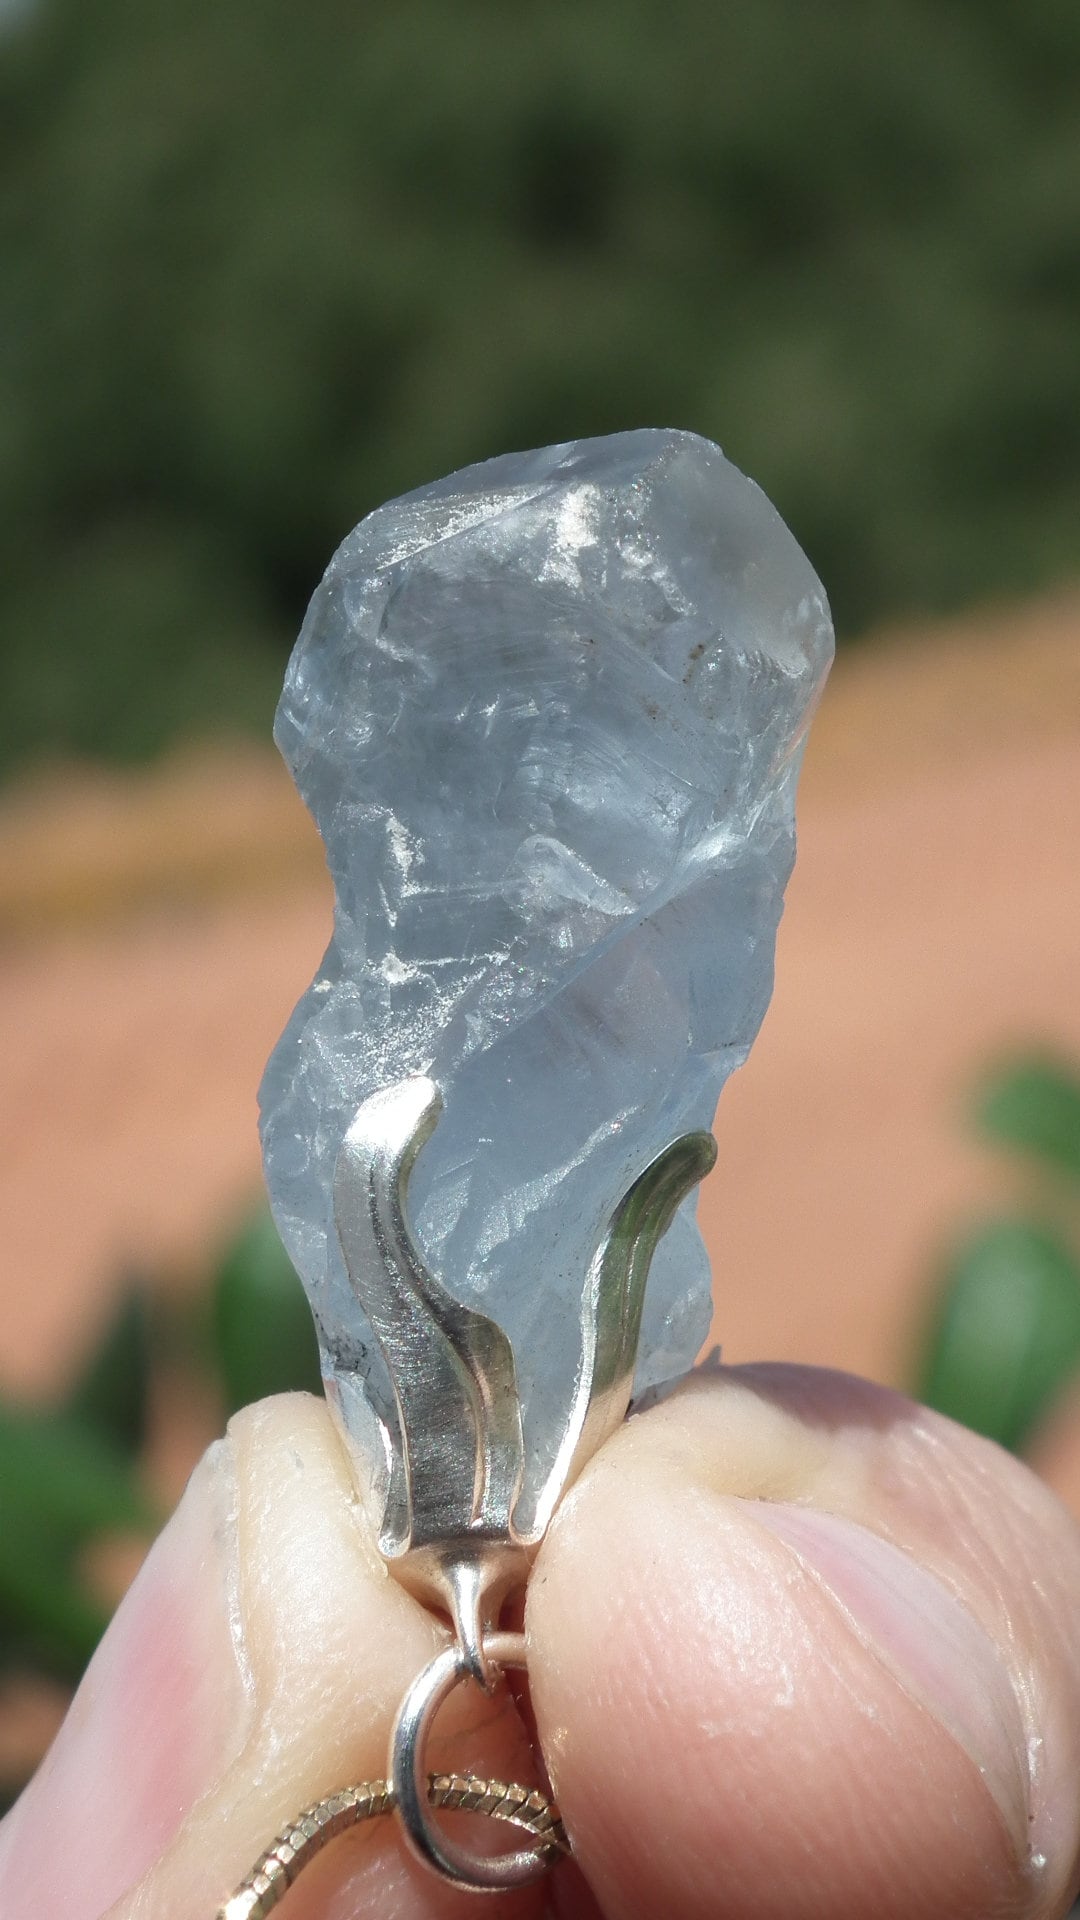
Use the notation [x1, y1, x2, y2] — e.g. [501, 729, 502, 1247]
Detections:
[2, 1365, 1079, 1919]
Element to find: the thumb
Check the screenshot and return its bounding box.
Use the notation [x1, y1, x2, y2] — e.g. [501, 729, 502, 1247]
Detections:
[0, 1393, 541, 1920]
[527, 1364, 1080, 1920]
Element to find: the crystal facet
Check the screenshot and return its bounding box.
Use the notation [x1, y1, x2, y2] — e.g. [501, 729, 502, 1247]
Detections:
[259, 429, 832, 1521]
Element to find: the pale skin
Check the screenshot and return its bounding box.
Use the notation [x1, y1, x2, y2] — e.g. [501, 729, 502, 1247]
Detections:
[2, 1365, 1080, 1919]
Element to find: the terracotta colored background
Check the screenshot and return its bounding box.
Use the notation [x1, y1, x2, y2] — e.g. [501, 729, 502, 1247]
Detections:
[1, 591, 1079, 1520]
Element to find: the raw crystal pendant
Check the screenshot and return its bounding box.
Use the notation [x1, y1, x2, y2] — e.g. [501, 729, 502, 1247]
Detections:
[246, 429, 832, 1901]
[259, 427, 830, 1599]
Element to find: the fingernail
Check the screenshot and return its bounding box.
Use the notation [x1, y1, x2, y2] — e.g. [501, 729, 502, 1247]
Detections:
[0, 1438, 254, 1920]
[750, 1500, 1031, 1853]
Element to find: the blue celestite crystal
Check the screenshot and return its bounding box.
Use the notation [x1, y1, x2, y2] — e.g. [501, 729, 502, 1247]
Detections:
[259, 429, 832, 1523]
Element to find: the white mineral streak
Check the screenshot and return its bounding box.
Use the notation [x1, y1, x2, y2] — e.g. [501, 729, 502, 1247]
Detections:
[259, 430, 833, 1519]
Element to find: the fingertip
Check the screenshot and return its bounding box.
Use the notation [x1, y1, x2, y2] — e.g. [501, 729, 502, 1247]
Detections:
[0, 1396, 437, 1920]
[83, 1394, 546, 1920]
[528, 1368, 1078, 1920]
[0, 1427, 251, 1920]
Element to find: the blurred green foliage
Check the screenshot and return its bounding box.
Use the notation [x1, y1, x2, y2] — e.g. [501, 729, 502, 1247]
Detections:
[63, 1285, 152, 1458]
[0, 1207, 317, 1755]
[214, 1211, 322, 1414]
[976, 1055, 1080, 1184]
[918, 1055, 1080, 1453]
[1, 0, 1079, 777]
[0, 1394, 153, 1683]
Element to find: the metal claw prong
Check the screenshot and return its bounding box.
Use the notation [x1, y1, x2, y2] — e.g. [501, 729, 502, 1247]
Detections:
[325, 1079, 719, 1895]
[332, 1081, 717, 1717]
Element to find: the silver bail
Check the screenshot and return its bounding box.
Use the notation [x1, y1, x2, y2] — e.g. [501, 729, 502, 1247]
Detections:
[331, 1074, 715, 1890]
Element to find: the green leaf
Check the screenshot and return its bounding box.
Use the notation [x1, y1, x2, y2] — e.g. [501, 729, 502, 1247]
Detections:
[63, 1286, 152, 1458]
[0, 1401, 155, 1547]
[974, 1055, 1080, 1183]
[0, 1502, 109, 1680]
[917, 1217, 1080, 1453]
[212, 1210, 322, 1415]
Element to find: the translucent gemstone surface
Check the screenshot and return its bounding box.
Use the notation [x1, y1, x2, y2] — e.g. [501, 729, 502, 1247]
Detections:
[259, 429, 832, 1519]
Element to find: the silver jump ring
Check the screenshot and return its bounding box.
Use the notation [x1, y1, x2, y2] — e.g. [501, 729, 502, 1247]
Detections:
[390, 1629, 561, 1893]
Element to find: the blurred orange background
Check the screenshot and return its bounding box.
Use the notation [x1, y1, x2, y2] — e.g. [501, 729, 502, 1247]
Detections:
[2, 587, 1078, 1510]
[3, 0, 1080, 1828]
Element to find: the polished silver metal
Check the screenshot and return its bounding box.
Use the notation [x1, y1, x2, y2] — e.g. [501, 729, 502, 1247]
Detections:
[333, 1076, 715, 1656]
[390, 1630, 560, 1893]
[332, 1073, 716, 1880]
[218, 1765, 568, 1917]
[333, 1078, 528, 1676]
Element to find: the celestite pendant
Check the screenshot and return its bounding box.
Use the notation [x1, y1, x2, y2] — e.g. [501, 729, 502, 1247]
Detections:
[244, 428, 832, 1899]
